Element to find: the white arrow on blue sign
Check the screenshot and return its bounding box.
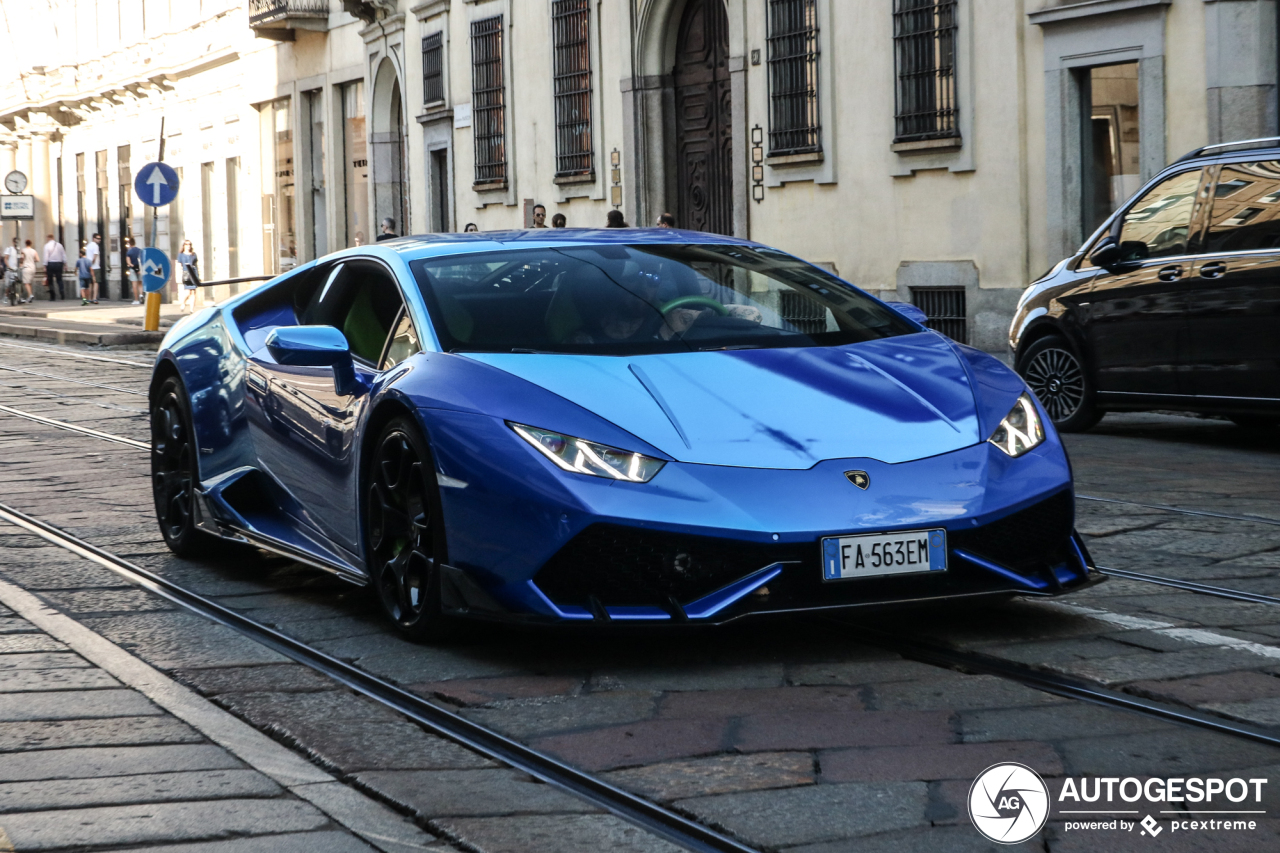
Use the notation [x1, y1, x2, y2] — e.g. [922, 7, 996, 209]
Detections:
[142, 248, 171, 293]
[134, 162, 180, 208]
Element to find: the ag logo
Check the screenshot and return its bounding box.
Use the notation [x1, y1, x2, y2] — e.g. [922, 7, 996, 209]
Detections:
[844, 470, 870, 490]
[969, 763, 1049, 844]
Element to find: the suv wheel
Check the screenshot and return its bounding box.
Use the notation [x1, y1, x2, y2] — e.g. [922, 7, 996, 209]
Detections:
[1018, 336, 1102, 432]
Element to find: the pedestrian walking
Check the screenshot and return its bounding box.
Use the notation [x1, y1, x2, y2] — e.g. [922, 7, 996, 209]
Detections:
[2, 238, 18, 306]
[606, 209, 628, 228]
[551, 213, 567, 228]
[76, 248, 93, 305]
[177, 239, 200, 313]
[43, 234, 66, 300]
[532, 204, 548, 228]
[20, 239, 38, 303]
[376, 217, 398, 241]
[126, 237, 143, 304]
[85, 233, 102, 303]
[656, 213, 676, 228]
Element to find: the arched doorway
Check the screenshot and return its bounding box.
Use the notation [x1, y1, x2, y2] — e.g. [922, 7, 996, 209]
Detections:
[673, 0, 733, 235]
[371, 58, 408, 237]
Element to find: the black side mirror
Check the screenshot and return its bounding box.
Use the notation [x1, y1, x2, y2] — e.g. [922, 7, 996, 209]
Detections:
[1088, 238, 1147, 271]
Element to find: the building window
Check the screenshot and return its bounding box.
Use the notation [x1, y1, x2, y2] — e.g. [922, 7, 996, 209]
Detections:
[422, 32, 444, 105]
[340, 80, 368, 247]
[552, 0, 593, 177]
[258, 97, 295, 276]
[910, 286, 966, 342]
[766, 0, 821, 156]
[893, 0, 959, 143]
[471, 15, 507, 186]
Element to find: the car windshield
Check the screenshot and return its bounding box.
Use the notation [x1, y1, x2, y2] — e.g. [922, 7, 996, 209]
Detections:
[409, 244, 915, 355]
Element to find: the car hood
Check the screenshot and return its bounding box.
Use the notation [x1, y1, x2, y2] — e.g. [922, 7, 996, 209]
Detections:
[461, 332, 982, 469]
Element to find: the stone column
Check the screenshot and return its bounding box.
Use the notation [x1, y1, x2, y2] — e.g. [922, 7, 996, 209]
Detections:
[29, 123, 54, 259]
[1205, 0, 1279, 143]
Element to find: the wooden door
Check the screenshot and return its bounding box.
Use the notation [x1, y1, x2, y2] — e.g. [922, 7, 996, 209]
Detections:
[674, 0, 733, 235]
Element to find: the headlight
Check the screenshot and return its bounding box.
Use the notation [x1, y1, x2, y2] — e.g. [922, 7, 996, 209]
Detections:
[988, 393, 1045, 457]
[509, 423, 666, 483]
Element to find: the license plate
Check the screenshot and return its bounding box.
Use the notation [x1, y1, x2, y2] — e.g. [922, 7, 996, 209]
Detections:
[822, 528, 947, 581]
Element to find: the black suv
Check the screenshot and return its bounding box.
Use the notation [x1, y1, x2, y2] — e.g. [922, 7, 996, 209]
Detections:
[1011, 139, 1280, 431]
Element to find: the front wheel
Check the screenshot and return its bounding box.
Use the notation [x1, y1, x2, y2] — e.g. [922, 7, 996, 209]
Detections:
[1017, 335, 1102, 432]
[365, 416, 456, 641]
[151, 377, 202, 555]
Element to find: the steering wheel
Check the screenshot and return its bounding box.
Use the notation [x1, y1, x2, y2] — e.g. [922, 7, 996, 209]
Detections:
[658, 295, 730, 316]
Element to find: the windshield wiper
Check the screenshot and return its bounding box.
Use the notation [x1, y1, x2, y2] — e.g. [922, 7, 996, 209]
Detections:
[698, 343, 760, 351]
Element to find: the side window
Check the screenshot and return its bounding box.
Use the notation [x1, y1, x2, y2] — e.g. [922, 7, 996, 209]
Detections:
[1204, 161, 1280, 253]
[300, 260, 405, 365]
[381, 310, 421, 370]
[1116, 169, 1204, 260]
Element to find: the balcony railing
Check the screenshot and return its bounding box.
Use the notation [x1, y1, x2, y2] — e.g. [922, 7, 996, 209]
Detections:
[249, 0, 329, 29]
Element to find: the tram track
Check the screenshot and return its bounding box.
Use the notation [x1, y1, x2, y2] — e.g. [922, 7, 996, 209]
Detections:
[3, 388, 1280, 837]
[0, 339, 153, 368]
[0, 499, 759, 853]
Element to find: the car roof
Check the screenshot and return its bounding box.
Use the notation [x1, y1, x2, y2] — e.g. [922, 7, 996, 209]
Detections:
[324, 228, 764, 264]
[1174, 137, 1280, 165]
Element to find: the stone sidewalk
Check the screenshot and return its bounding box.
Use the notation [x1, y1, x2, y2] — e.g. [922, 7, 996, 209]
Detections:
[0, 576, 444, 853]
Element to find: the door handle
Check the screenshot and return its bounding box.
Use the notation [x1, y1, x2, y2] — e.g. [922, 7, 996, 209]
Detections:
[1157, 265, 1183, 282]
[1200, 261, 1227, 279]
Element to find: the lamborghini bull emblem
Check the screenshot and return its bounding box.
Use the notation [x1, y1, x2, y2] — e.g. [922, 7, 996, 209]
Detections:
[845, 470, 870, 490]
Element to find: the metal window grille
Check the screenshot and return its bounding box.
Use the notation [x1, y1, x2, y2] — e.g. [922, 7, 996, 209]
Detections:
[767, 0, 821, 156]
[422, 33, 444, 105]
[552, 0, 594, 177]
[893, 0, 959, 142]
[911, 286, 967, 342]
[779, 291, 827, 335]
[471, 15, 507, 186]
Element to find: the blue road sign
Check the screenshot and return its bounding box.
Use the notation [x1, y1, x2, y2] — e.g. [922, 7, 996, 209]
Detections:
[142, 248, 171, 293]
[134, 162, 179, 208]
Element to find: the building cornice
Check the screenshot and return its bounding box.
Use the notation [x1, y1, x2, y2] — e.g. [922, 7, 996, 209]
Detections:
[1029, 0, 1170, 26]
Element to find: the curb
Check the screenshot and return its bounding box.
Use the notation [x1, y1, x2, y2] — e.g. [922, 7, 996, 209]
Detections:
[0, 321, 163, 346]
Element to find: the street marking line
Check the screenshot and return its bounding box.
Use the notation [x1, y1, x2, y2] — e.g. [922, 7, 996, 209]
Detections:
[0, 572, 441, 853]
[1036, 601, 1280, 661]
[0, 364, 147, 395]
[0, 404, 149, 449]
[0, 339, 152, 367]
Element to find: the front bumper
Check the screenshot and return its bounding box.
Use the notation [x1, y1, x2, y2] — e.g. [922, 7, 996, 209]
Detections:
[426, 409, 1093, 624]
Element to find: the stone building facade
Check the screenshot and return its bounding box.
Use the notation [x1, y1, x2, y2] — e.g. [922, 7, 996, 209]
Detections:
[0, 0, 1276, 349]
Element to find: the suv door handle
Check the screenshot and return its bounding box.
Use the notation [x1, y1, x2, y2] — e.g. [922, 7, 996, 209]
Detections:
[1200, 261, 1227, 279]
[1157, 265, 1183, 281]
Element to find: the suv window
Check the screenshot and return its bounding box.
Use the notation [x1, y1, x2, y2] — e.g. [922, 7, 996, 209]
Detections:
[1204, 161, 1280, 253]
[1116, 169, 1203, 260]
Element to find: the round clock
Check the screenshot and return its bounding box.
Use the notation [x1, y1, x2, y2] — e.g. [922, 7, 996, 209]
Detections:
[4, 171, 27, 194]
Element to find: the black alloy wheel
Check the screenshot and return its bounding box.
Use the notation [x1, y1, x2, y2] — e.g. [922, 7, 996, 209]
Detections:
[1018, 335, 1102, 432]
[151, 376, 200, 555]
[365, 417, 454, 640]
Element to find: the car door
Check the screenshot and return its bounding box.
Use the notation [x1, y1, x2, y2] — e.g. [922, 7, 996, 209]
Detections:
[249, 259, 413, 551]
[1082, 167, 1208, 398]
[1186, 160, 1280, 402]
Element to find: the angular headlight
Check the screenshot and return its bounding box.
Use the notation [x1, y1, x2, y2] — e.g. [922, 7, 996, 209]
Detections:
[509, 423, 666, 483]
[988, 393, 1045, 457]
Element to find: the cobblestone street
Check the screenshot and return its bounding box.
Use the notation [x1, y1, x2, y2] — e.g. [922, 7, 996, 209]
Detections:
[2, 339, 1280, 852]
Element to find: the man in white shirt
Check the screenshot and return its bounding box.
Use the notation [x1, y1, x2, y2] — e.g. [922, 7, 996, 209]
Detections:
[85, 233, 101, 304]
[43, 234, 66, 301]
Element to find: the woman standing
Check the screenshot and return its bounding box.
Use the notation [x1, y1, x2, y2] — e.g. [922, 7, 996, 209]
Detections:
[177, 239, 200, 313]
